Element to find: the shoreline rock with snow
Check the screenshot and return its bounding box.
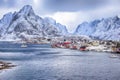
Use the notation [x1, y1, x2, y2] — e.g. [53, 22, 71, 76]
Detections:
[0, 61, 16, 70]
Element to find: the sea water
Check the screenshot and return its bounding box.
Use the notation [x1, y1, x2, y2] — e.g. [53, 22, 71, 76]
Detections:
[0, 42, 120, 80]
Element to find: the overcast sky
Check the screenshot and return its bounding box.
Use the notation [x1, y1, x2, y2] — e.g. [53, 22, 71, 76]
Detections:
[0, 0, 120, 32]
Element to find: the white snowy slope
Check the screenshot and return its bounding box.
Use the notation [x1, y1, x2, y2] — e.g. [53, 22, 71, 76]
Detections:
[44, 17, 68, 35]
[75, 16, 120, 41]
[0, 12, 13, 36]
[0, 5, 68, 41]
[74, 20, 100, 36]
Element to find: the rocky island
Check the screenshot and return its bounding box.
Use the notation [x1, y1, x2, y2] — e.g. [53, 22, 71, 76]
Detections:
[0, 61, 16, 70]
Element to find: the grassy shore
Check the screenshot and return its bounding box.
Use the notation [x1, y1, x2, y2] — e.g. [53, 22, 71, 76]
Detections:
[0, 61, 16, 70]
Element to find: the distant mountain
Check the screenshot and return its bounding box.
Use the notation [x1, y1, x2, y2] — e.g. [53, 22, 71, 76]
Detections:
[44, 17, 68, 35]
[74, 16, 120, 41]
[74, 20, 100, 36]
[0, 5, 68, 41]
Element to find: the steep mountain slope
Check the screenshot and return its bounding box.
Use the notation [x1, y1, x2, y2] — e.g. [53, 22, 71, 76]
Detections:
[44, 17, 68, 35]
[0, 5, 68, 40]
[74, 20, 100, 36]
[0, 12, 13, 36]
[75, 16, 120, 41]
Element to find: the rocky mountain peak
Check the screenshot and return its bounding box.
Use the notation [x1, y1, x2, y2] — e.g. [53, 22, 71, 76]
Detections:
[18, 5, 35, 16]
[0, 5, 68, 41]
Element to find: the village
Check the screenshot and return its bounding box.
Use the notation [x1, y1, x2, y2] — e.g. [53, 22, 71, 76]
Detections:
[11, 35, 120, 53]
[50, 36, 120, 53]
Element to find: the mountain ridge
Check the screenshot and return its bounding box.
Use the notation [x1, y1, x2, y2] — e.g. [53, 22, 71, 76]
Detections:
[74, 16, 120, 41]
[0, 5, 68, 41]
[0, 5, 119, 41]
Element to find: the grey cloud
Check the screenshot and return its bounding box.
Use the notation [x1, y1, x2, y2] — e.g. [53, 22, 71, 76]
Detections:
[0, 0, 120, 15]
[43, 0, 107, 12]
[0, 0, 35, 9]
[0, 0, 16, 8]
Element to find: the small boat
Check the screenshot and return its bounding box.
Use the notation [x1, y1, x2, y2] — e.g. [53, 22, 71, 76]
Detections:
[79, 46, 86, 51]
[21, 44, 27, 48]
[110, 54, 118, 58]
[116, 48, 120, 53]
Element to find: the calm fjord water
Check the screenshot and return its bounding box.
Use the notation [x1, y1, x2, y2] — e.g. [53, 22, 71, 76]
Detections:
[0, 42, 120, 80]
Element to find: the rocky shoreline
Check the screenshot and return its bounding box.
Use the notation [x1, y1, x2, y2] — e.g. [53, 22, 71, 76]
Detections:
[0, 61, 16, 70]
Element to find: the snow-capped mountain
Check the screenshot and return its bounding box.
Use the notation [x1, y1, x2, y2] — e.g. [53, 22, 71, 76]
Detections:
[74, 16, 120, 41]
[0, 5, 68, 40]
